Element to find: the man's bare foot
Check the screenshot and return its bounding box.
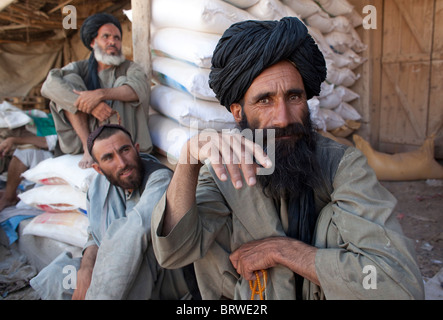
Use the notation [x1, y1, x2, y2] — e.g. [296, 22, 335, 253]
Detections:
[78, 152, 94, 169]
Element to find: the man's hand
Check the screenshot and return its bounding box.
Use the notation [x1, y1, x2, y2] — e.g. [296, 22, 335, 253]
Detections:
[90, 102, 114, 122]
[0, 137, 15, 157]
[73, 89, 104, 114]
[229, 237, 282, 281]
[184, 130, 272, 189]
[230, 237, 320, 285]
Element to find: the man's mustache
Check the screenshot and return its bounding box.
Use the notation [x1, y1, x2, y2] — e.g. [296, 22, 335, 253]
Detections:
[254, 122, 308, 141]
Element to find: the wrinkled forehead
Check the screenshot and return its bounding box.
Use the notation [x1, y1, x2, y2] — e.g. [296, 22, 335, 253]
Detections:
[244, 61, 305, 99]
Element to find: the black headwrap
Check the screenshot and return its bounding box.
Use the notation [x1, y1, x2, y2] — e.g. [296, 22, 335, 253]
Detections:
[209, 17, 327, 110]
[80, 13, 123, 91]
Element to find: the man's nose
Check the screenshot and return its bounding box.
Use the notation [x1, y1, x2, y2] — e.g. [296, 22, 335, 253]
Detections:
[272, 99, 290, 128]
[115, 154, 126, 168]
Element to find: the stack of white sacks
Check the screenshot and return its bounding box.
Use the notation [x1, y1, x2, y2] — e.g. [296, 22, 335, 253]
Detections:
[134, 0, 366, 160]
[17, 154, 97, 248]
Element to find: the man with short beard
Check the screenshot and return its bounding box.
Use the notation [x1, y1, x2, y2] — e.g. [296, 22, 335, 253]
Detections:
[151, 17, 424, 300]
[30, 124, 196, 300]
[41, 13, 152, 169]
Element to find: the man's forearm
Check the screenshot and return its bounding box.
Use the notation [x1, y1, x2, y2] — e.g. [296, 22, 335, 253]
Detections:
[10, 136, 48, 150]
[162, 142, 202, 235]
[80, 245, 98, 271]
[100, 85, 138, 102]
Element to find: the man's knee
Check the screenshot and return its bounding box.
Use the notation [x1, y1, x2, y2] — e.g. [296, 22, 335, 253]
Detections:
[64, 73, 87, 92]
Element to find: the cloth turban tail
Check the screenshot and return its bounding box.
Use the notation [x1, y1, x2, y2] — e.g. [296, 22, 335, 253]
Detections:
[80, 13, 123, 90]
[209, 17, 327, 111]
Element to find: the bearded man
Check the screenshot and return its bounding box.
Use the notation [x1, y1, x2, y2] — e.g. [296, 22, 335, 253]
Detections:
[151, 17, 424, 300]
[41, 13, 152, 169]
[30, 124, 196, 300]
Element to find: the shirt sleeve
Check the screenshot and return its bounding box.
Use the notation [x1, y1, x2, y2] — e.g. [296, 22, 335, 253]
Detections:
[314, 148, 424, 299]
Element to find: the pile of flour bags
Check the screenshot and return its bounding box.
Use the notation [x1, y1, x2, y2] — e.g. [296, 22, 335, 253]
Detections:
[128, 0, 366, 160]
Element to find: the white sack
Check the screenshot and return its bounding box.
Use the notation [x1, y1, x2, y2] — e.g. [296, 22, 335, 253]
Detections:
[334, 101, 362, 121]
[21, 154, 98, 193]
[151, 28, 221, 69]
[308, 97, 326, 131]
[18, 184, 87, 214]
[0, 101, 31, 129]
[318, 89, 342, 109]
[223, 0, 260, 8]
[319, 85, 360, 108]
[247, 0, 299, 20]
[152, 56, 217, 101]
[305, 10, 334, 34]
[336, 86, 360, 102]
[149, 113, 199, 162]
[326, 60, 360, 87]
[319, 108, 346, 131]
[308, 26, 353, 69]
[23, 212, 89, 248]
[315, 0, 354, 16]
[152, 0, 255, 34]
[150, 85, 236, 131]
[281, 0, 319, 18]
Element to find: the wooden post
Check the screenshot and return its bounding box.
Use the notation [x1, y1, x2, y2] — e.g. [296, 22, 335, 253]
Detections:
[131, 0, 151, 117]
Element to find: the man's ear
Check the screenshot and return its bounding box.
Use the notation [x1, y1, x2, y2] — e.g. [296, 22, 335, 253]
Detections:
[230, 103, 243, 123]
[92, 163, 103, 175]
[135, 143, 140, 153]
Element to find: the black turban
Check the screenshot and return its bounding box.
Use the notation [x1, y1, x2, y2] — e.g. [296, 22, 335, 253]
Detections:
[80, 13, 122, 50]
[79, 13, 122, 91]
[209, 17, 327, 111]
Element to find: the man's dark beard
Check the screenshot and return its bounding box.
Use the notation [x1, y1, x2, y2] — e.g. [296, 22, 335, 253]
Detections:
[239, 111, 322, 200]
[101, 156, 144, 190]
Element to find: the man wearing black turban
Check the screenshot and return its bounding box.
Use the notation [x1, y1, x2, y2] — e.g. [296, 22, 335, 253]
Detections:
[41, 13, 152, 169]
[151, 17, 424, 300]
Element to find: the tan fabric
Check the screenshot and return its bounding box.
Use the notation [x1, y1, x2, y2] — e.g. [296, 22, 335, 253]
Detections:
[152, 135, 424, 300]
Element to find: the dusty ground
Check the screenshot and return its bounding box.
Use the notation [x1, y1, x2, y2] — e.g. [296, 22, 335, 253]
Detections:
[381, 179, 443, 281]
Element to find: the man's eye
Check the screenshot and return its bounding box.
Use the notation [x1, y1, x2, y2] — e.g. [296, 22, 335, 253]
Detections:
[289, 94, 302, 102]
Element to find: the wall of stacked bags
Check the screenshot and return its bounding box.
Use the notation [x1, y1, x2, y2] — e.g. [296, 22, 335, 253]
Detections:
[128, 0, 368, 160]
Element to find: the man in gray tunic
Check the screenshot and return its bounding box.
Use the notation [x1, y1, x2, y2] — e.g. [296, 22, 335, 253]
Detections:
[41, 13, 152, 169]
[30, 124, 193, 300]
[151, 17, 424, 300]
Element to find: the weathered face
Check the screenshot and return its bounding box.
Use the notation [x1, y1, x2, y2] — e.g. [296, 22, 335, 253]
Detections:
[91, 130, 143, 190]
[230, 60, 309, 132]
[91, 23, 122, 57]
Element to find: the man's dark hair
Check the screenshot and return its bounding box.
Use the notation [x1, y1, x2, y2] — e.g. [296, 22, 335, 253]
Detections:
[87, 124, 133, 161]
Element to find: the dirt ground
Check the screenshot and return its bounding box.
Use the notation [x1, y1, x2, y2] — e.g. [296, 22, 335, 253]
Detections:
[381, 179, 443, 281]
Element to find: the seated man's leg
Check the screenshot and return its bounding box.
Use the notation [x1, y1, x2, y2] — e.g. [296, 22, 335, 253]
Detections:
[49, 73, 97, 169]
[63, 111, 95, 169]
